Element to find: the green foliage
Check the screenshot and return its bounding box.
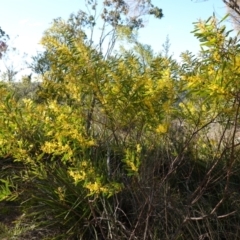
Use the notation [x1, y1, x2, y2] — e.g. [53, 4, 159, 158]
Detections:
[0, 179, 12, 201]
[2, 13, 240, 240]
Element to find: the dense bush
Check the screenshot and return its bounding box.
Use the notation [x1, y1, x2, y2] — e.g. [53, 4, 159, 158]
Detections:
[1, 14, 240, 239]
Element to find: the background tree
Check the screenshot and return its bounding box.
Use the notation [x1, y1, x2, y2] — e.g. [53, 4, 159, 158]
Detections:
[223, 0, 240, 30]
[0, 48, 28, 84]
[199, 0, 240, 31]
[30, 0, 163, 76]
[0, 27, 8, 59]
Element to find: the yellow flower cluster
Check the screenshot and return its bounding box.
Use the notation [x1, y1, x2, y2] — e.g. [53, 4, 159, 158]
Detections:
[41, 141, 73, 159]
[68, 160, 122, 196]
[156, 123, 168, 134]
[22, 98, 33, 108]
[209, 83, 225, 95]
[68, 160, 92, 183]
[124, 145, 142, 175]
[85, 182, 108, 195]
[186, 76, 202, 88]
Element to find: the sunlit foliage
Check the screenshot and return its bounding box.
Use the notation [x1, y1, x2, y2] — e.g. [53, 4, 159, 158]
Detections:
[1, 13, 240, 239]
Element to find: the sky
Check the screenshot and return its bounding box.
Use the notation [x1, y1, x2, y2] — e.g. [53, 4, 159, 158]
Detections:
[0, 0, 231, 78]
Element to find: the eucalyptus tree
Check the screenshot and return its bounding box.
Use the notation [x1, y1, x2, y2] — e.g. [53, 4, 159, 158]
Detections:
[31, 0, 163, 76]
[223, 0, 240, 30]
[0, 27, 8, 59]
